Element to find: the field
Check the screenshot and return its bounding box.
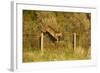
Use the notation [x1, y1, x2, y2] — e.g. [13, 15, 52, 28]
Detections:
[23, 47, 91, 62]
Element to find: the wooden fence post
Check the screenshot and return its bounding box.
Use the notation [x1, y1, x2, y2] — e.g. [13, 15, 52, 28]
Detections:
[73, 32, 76, 51]
[41, 32, 44, 54]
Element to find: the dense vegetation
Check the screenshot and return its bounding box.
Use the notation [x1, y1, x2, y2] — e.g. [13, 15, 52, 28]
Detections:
[23, 10, 91, 62]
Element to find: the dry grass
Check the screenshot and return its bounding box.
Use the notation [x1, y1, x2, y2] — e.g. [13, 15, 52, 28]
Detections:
[23, 47, 90, 63]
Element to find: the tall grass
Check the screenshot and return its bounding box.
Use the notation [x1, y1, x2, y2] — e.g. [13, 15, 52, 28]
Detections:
[23, 47, 90, 62]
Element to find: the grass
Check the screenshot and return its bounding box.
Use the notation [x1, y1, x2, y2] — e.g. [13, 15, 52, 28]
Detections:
[23, 47, 90, 63]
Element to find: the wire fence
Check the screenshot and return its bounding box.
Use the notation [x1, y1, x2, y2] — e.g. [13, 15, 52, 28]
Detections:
[23, 31, 91, 51]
